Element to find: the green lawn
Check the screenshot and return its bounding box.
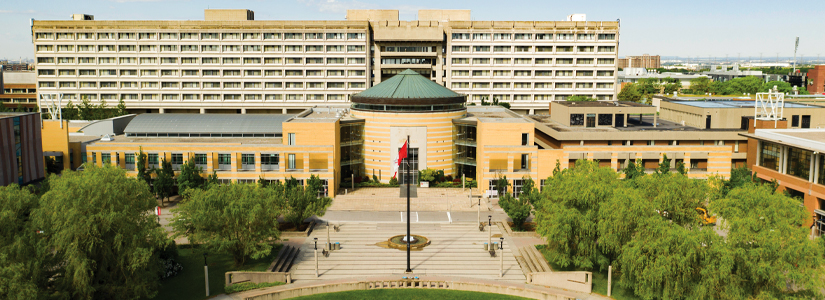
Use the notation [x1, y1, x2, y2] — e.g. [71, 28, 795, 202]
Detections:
[535, 245, 640, 300]
[152, 244, 281, 300]
[289, 289, 530, 300]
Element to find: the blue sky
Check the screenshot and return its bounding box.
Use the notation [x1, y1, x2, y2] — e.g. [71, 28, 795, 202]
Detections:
[1, 0, 823, 61]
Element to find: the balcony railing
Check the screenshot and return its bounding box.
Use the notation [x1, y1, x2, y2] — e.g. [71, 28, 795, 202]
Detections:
[454, 157, 477, 166]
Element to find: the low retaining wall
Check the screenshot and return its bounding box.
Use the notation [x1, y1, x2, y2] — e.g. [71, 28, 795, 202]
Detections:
[236, 275, 586, 300]
[528, 272, 592, 294]
[500, 221, 540, 238]
[280, 221, 315, 238]
[225, 272, 291, 286]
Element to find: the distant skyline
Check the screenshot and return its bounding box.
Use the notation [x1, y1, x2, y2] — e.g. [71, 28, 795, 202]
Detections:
[1, 0, 823, 61]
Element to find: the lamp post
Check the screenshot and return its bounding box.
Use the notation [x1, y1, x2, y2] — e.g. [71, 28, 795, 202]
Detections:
[405, 135, 412, 273]
[203, 252, 209, 297]
[500, 237, 504, 277]
[477, 198, 480, 229]
[488, 215, 492, 248]
[327, 222, 331, 251]
[314, 237, 318, 277]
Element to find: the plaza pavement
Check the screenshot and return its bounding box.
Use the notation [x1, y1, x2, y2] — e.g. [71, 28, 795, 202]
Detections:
[329, 187, 493, 212]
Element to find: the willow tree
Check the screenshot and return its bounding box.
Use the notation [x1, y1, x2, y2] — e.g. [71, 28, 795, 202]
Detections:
[535, 159, 619, 270]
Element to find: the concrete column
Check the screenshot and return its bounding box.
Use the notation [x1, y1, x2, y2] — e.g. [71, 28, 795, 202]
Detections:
[653, 113, 658, 128]
[303, 154, 310, 173]
[611, 153, 619, 171]
[199, 108, 205, 114]
[781, 146, 789, 174]
[529, 109, 534, 115]
[280, 152, 286, 172]
[815, 154, 821, 185]
[255, 152, 262, 173]
[810, 153, 816, 182]
[623, 114, 628, 127]
[241, 108, 247, 114]
[755, 141, 761, 166]
[159, 108, 165, 114]
[206, 152, 213, 172]
[230, 153, 238, 172]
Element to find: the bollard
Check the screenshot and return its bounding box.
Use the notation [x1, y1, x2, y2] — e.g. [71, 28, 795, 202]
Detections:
[608, 265, 613, 297]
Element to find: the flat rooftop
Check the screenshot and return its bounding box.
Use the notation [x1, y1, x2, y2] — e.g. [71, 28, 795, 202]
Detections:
[553, 101, 651, 108]
[458, 106, 529, 123]
[744, 129, 825, 153]
[530, 114, 741, 133]
[92, 136, 283, 145]
[124, 113, 294, 134]
[669, 100, 821, 109]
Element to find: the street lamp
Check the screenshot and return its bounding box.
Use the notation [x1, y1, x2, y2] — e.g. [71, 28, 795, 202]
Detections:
[488, 215, 492, 248]
[314, 237, 319, 277]
[499, 237, 504, 277]
[203, 252, 209, 296]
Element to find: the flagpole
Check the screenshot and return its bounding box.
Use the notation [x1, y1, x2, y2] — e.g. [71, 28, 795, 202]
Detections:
[406, 135, 411, 273]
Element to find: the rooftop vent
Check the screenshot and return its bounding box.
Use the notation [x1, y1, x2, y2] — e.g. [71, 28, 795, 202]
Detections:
[101, 134, 113, 141]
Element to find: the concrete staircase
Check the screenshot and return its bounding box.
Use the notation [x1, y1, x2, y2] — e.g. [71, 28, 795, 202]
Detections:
[288, 223, 525, 282]
[267, 245, 301, 273]
[515, 245, 551, 274]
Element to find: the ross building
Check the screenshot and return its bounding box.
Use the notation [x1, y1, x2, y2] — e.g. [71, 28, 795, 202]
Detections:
[741, 126, 825, 233]
[0, 61, 32, 72]
[0, 112, 45, 186]
[1, 70, 38, 111]
[31, 9, 620, 115]
[702, 65, 787, 83]
[617, 54, 660, 69]
[808, 65, 825, 95]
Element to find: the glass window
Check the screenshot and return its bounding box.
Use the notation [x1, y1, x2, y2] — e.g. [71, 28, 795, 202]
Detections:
[786, 147, 811, 180]
[288, 133, 295, 145]
[760, 142, 781, 171]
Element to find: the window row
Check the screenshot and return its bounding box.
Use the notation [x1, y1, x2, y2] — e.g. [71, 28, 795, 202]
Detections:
[450, 57, 615, 65]
[37, 69, 367, 77]
[451, 45, 615, 53]
[37, 57, 367, 65]
[50, 93, 350, 101]
[35, 32, 366, 41]
[467, 94, 613, 101]
[451, 33, 616, 41]
[39, 81, 367, 89]
[451, 82, 613, 89]
[450, 70, 614, 77]
[36, 44, 367, 53]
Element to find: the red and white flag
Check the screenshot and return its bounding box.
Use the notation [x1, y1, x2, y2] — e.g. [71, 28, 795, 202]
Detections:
[156, 206, 161, 216]
[393, 140, 408, 177]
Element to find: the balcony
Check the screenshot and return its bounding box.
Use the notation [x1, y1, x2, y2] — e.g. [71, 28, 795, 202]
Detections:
[454, 157, 477, 167]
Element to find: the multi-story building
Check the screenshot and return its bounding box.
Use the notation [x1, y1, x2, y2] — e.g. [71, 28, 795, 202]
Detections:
[808, 65, 825, 95]
[31, 9, 620, 115]
[0, 112, 45, 186]
[0, 70, 38, 111]
[618, 54, 660, 69]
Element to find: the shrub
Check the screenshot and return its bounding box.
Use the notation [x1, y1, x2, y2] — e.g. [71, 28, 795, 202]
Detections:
[419, 169, 437, 182]
[389, 176, 398, 186]
[225, 281, 286, 294]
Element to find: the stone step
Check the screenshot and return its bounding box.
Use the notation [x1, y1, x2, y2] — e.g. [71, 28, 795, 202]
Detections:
[267, 245, 291, 272]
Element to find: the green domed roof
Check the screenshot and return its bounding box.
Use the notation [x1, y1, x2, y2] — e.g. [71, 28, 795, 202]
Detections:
[351, 69, 465, 104]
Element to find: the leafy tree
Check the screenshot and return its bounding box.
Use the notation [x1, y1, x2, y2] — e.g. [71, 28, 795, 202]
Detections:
[661, 77, 681, 94]
[205, 170, 219, 187]
[79, 96, 95, 120]
[177, 159, 204, 193]
[675, 160, 687, 175]
[636, 78, 662, 98]
[499, 177, 535, 231]
[708, 80, 731, 95]
[622, 158, 645, 180]
[567, 95, 597, 102]
[707, 183, 825, 299]
[0, 102, 8, 113]
[171, 183, 281, 266]
[35, 165, 169, 300]
[63, 100, 80, 120]
[154, 159, 175, 206]
[618, 83, 643, 103]
[116, 98, 128, 116]
[258, 176, 270, 188]
[655, 154, 671, 175]
[44, 156, 62, 174]
[274, 175, 332, 229]
[0, 184, 51, 300]
[728, 76, 763, 95]
[136, 147, 151, 184]
[494, 175, 509, 197]
[535, 160, 618, 270]
[689, 77, 710, 94]
[480, 96, 511, 109]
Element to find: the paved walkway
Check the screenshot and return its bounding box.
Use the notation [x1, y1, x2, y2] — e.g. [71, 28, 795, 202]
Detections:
[330, 187, 491, 212]
[289, 222, 524, 282]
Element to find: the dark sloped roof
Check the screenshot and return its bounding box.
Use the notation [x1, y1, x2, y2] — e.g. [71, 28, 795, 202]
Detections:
[124, 114, 294, 134]
[351, 69, 465, 105]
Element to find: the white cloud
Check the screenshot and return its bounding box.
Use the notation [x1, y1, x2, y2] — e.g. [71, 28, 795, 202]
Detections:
[0, 10, 12, 14]
[108, 0, 166, 3]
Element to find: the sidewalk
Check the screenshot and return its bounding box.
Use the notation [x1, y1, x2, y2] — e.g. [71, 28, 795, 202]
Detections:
[330, 187, 492, 212]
